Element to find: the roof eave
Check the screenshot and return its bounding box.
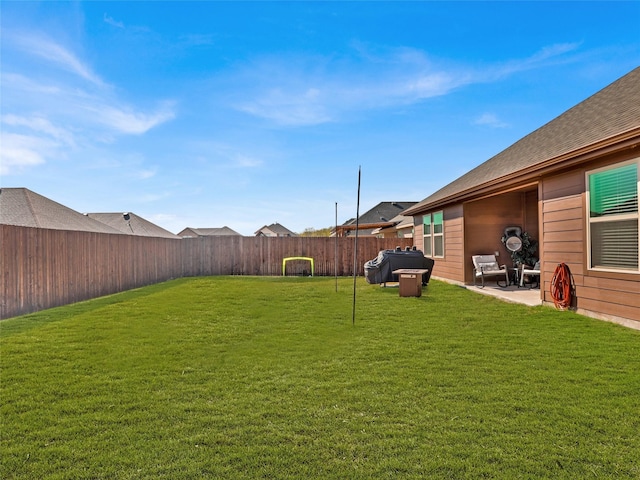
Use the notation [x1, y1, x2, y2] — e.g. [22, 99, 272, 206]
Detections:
[334, 221, 395, 232]
[404, 128, 640, 216]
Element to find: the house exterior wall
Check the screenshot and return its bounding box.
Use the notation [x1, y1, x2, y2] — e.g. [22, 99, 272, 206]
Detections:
[461, 190, 539, 284]
[413, 205, 465, 283]
[541, 154, 640, 323]
[442, 205, 465, 283]
[416, 160, 638, 325]
[524, 190, 539, 238]
[412, 149, 639, 326]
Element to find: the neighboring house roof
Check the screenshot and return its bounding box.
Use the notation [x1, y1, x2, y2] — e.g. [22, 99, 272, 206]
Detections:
[178, 227, 242, 237]
[336, 202, 418, 236]
[393, 215, 415, 231]
[335, 201, 417, 237]
[343, 201, 418, 226]
[371, 213, 414, 235]
[0, 188, 122, 234]
[87, 212, 179, 239]
[404, 67, 640, 216]
[255, 223, 297, 237]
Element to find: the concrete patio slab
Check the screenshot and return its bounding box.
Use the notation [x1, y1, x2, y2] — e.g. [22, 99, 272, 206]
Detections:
[463, 284, 543, 307]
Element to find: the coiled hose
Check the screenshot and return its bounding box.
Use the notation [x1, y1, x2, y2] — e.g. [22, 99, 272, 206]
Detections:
[550, 263, 572, 310]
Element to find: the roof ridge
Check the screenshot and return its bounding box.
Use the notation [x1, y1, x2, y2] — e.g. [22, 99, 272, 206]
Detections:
[23, 189, 40, 228]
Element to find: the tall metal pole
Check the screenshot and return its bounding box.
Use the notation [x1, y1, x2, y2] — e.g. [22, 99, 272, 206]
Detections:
[352, 166, 361, 326]
[335, 202, 338, 292]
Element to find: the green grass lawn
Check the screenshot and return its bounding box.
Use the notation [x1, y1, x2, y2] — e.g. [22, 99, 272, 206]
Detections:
[2, 277, 639, 479]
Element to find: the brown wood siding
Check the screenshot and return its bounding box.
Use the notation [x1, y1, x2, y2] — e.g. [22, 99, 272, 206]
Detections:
[540, 164, 639, 322]
[0, 225, 412, 319]
[412, 207, 464, 282]
[463, 192, 532, 283]
[541, 169, 584, 297]
[437, 206, 464, 282]
[541, 171, 585, 304]
[413, 220, 424, 252]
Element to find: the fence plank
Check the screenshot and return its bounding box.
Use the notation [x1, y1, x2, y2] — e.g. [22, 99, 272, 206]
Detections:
[1, 225, 413, 319]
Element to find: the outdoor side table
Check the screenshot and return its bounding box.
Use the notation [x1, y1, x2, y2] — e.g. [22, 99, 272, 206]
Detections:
[392, 269, 429, 297]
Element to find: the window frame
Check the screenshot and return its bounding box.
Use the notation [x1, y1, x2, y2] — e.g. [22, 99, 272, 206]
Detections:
[422, 214, 432, 257]
[585, 158, 639, 274]
[423, 211, 445, 258]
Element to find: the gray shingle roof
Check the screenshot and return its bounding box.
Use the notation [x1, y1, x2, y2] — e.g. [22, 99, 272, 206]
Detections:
[178, 227, 242, 237]
[404, 67, 640, 215]
[87, 212, 179, 238]
[255, 223, 297, 236]
[0, 188, 122, 234]
[344, 201, 418, 225]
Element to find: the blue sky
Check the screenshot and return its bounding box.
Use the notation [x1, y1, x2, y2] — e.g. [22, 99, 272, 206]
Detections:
[2, 1, 639, 235]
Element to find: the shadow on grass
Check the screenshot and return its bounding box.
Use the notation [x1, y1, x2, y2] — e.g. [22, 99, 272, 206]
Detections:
[0, 278, 191, 338]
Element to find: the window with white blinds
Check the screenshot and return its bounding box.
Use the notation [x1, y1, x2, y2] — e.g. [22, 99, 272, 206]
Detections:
[587, 160, 639, 271]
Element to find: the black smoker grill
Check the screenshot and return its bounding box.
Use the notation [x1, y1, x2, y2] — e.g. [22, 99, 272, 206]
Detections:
[364, 247, 434, 285]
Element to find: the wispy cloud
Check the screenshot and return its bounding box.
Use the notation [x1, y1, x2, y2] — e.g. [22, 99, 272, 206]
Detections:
[528, 42, 582, 64]
[2, 114, 76, 146]
[104, 13, 124, 29]
[137, 168, 157, 179]
[1, 33, 176, 174]
[0, 113, 77, 175]
[192, 141, 266, 169]
[237, 87, 331, 126]
[10, 32, 106, 87]
[473, 113, 509, 128]
[0, 133, 49, 175]
[229, 42, 581, 127]
[87, 103, 176, 135]
[233, 154, 263, 168]
[488, 42, 582, 79]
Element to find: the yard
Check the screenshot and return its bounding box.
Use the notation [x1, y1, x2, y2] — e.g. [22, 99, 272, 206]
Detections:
[1, 277, 639, 479]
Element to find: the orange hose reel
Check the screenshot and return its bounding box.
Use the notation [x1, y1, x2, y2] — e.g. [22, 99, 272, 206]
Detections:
[550, 263, 573, 310]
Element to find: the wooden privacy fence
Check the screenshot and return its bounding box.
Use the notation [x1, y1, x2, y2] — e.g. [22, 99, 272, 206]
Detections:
[1, 225, 413, 319]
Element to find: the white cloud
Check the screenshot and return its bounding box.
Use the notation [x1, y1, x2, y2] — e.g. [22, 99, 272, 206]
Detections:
[237, 87, 331, 126]
[11, 33, 106, 87]
[137, 168, 157, 179]
[194, 141, 266, 169]
[88, 103, 176, 135]
[2, 114, 76, 147]
[1, 72, 63, 96]
[104, 14, 124, 29]
[233, 154, 263, 168]
[529, 42, 582, 63]
[1, 33, 176, 172]
[229, 41, 580, 127]
[0, 132, 50, 175]
[474, 113, 509, 128]
[489, 42, 582, 79]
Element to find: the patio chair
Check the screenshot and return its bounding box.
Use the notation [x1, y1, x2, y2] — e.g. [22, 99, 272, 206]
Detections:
[472, 255, 509, 288]
[520, 261, 541, 288]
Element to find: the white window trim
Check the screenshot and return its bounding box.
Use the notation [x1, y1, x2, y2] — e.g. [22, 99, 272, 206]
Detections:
[423, 211, 445, 259]
[585, 158, 639, 274]
[422, 214, 432, 257]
